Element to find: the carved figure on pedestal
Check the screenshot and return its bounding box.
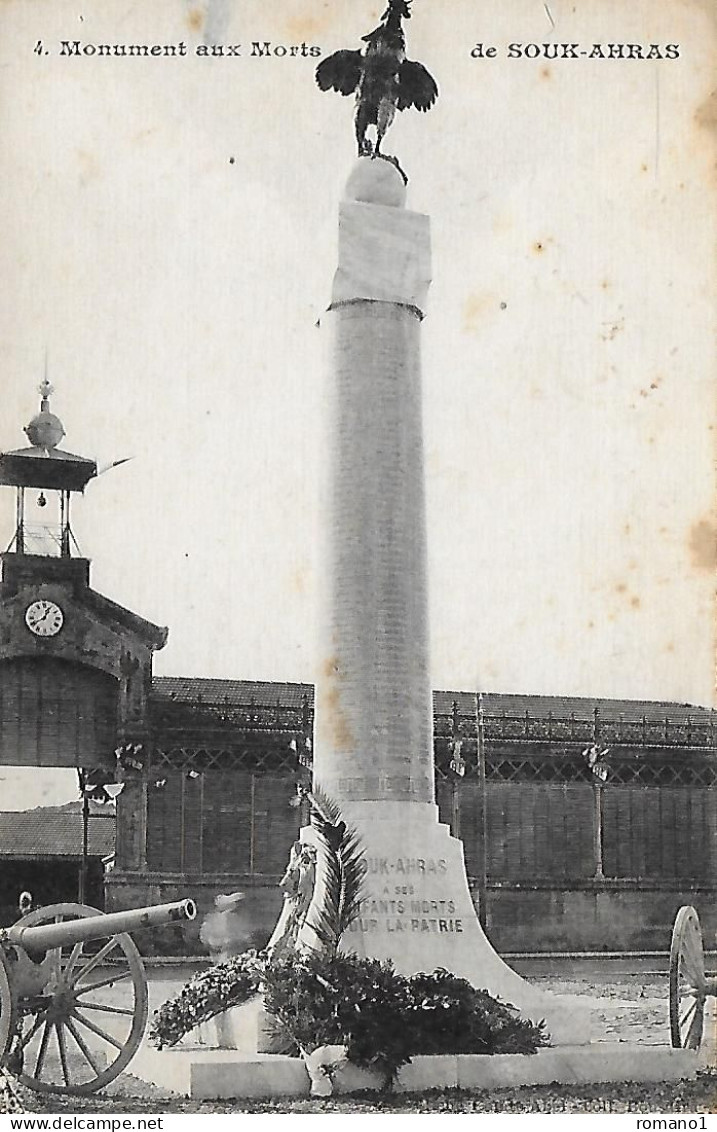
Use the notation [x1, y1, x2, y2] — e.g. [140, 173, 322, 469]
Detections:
[267, 842, 318, 961]
[267, 789, 366, 961]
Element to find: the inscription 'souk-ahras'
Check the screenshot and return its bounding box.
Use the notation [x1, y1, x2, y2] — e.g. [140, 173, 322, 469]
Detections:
[367, 856, 448, 875]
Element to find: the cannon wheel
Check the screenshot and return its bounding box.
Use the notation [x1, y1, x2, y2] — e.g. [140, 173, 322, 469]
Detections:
[0, 946, 17, 1068]
[669, 905, 706, 1050]
[12, 903, 148, 1095]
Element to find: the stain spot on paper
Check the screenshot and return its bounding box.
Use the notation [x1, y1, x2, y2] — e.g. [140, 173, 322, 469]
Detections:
[600, 317, 624, 342]
[462, 293, 494, 332]
[76, 149, 101, 186]
[694, 87, 717, 136]
[290, 565, 308, 595]
[689, 519, 717, 570]
[286, 8, 334, 40]
[187, 7, 204, 33]
[321, 655, 353, 752]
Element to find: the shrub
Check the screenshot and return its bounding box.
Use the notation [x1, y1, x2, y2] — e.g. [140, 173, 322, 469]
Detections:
[406, 969, 549, 1056]
[263, 954, 548, 1085]
[262, 952, 416, 1082]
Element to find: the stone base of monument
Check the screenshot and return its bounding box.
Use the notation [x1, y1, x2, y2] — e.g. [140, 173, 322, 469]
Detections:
[329, 801, 592, 1046]
[130, 1043, 697, 1101]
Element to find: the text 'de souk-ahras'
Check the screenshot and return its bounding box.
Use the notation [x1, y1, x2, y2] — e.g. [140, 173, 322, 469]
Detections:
[471, 42, 680, 59]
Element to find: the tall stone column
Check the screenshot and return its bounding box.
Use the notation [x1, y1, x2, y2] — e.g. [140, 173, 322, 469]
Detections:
[313, 158, 588, 1046]
[315, 159, 433, 808]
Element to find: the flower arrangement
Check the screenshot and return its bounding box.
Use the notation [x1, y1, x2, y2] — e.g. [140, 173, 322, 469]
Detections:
[148, 951, 263, 1049]
[150, 949, 549, 1087]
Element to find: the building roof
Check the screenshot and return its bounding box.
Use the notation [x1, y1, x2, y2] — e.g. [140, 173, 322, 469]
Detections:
[0, 447, 97, 492]
[152, 676, 312, 708]
[0, 801, 115, 859]
[478, 692, 717, 725]
[152, 676, 716, 723]
[84, 587, 168, 649]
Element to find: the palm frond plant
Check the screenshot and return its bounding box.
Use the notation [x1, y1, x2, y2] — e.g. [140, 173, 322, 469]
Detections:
[305, 786, 367, 955]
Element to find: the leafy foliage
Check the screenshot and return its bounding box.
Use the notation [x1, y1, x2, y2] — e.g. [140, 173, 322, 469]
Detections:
[406, 969, 549, 1056]
[261, 953, 549, 1086]
[148, 951, 262, 1049]
[262, 952, 415, 1083]
[149, 947, 549, 1081]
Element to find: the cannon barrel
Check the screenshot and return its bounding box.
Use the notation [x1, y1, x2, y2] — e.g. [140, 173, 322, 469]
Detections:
[9, 899, 196, 956]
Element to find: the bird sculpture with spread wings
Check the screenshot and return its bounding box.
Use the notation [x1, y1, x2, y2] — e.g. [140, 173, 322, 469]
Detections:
[315, 0, 438, 177]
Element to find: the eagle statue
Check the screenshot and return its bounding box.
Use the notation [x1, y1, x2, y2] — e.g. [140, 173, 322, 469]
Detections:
[315, 0, 438, 172]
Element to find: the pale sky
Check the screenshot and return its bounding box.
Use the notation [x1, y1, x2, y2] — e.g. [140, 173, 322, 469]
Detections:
[0, 0, 715, 812]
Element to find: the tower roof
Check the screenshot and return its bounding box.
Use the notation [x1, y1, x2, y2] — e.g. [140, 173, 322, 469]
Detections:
[0, 381, 97, 492]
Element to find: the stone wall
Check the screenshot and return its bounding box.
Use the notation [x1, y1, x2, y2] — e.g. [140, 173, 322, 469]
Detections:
[482, 883, 717, 952]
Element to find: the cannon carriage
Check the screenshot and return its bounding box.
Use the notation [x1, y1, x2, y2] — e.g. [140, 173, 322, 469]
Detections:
[0, 898, 195, 1094]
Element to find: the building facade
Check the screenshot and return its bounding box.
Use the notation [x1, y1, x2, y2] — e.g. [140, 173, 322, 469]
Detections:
[106, 678, 717, 954]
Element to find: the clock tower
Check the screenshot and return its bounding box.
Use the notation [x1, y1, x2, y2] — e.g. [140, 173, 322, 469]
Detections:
[0, 382, 167, 881]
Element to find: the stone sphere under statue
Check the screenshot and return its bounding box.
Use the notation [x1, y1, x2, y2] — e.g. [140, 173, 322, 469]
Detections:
[344, 158, 407, 209]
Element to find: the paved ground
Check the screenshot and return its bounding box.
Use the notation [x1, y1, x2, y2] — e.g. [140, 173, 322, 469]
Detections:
[11, 970, 717, 1114]
[532, 973, 671, 1045]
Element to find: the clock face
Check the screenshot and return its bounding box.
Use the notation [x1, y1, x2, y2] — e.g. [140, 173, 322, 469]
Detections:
[25, 600, 64, 637]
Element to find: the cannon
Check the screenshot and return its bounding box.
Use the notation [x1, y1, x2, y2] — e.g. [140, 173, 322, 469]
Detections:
[0, 898, 196, 1095]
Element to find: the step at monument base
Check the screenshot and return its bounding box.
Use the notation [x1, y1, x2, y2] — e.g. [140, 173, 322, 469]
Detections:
[130, 1043, 697, 1100]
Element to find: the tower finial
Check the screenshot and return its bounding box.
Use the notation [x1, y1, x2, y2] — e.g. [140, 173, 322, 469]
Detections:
[26, 375, 64, 451]
[38, 377, 54, 412]
[39, 351, 53, 412]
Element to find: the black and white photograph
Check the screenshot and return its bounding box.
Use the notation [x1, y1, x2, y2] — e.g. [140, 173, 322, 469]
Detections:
[0, 0, 715, 1120]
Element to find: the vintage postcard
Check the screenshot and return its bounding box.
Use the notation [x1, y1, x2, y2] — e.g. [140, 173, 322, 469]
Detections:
[0, 0, 715, 1119]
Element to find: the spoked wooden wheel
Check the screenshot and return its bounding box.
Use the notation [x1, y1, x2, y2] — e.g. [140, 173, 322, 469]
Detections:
[0, 948, 17, 1069]
[669, 905, 706, 1050]
[12, 904, 148, 1095]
